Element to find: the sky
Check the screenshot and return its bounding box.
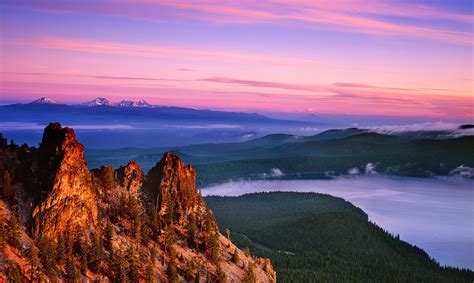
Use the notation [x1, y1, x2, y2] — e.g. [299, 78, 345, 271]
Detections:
[0, 0, 472, 120]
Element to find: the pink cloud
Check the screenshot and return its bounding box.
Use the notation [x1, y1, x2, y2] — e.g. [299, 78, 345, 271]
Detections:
[4, 0, 472, 45]
[2, 75, 471, 119]
[2, 36, 320, 68]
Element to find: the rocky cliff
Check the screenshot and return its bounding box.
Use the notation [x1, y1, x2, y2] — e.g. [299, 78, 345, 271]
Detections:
[0, 123, 276, 282]
[32, 123, 97, 238]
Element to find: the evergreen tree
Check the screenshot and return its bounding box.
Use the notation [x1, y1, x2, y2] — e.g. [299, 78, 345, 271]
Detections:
[125, 248, 139, 282]
[104, 222, 114, 251]
[56, 233, 66, 264]
[8, 263, 22, 283]
[80, 250, 88, 275]
[232, 249, 240, 264]
[0, 133, 7, 146]
[186, 214, 197, 249]
[205, 271, 213, 283]
[144, 262, 155, 283]
[216, 264, 226, 283]
[0, 216, 6, 253]
[166, 259, 178, 283]
[112, 251, 129, 283]
[88, 232, 103, 273]
[243, 263, 256, 283]
[7, 214, 21, 249]
[72, 226, 85, 256]
[163, 225, 177, 253]
[38, 237, 57, 280]
[65, 255, 78, 282]
[1, 170, 13, 202]
[163, 192, 175, 226]
[243, 247, 250, 257]
[225, 228, 231, 240]
[207, 231, 220, 264]
[184, 260, 195, 281]
[150, 209, 161, 240]
[150, 246, 157, 264]
[27, 245, 43, 281]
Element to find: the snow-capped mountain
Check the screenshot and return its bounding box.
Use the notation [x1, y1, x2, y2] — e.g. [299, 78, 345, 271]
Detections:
[79, 97, 115, 107]
[117, 99, 153, 108]
[29, 97, 61, 105]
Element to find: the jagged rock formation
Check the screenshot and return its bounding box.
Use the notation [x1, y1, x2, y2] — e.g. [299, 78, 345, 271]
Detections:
[146, 152, 200, 225]
[32, 123, 97, 238]
[116, 161, 143, 196]
[0, 123, 276, 282]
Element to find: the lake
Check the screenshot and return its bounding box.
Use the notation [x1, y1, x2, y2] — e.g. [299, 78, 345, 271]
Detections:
[202, 175, 474, 270]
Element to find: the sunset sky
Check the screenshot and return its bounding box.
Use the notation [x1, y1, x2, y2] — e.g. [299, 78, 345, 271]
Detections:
[0, 0, 472, 119]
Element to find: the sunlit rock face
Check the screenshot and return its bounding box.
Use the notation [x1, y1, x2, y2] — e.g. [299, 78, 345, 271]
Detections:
[32, 122, 97, 237]
[116, 161, 144, 196]
[145, 152, 201, 225]
[1, 123, 276, 282]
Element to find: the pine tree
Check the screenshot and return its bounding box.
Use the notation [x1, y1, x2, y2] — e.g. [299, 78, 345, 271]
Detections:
[80, 250, 88, 275]
[0, 216, 6, 253]
[38, 237, 57, 280]
[27, 245, 43, 281]
[7, 214, 21, 249]
[144, 262, 155, 283]
[56, 233, 66, 264]
[163, 192, 175, 226]
[2, 170, 14, 203]
[232, 249, 240, 264]
[225, 228, 231, 240]
[166, 259, 178, 283]
[72, 226, 85, 256]
[205, 271, 213, 283]
[8, 263, 22, 283]
[207, 231, 220, 264]
[112, 251, 129, 283]
[104, 222, 114, 251]
[185, 260, 195, 281]
[243, 247, 251, 257]
[65, 255, 78, 282]
[216, 264, 226, 283]
[163, 225, 177, 253]
[125, 248, 139, 282]
[88, 232, 103, 273]
[243, 263, 256, 283]
[150, 209, 161, 240]
[186, 214, 197, 249]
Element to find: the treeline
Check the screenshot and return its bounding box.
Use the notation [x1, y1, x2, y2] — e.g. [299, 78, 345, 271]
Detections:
[206, 192, 474, 282]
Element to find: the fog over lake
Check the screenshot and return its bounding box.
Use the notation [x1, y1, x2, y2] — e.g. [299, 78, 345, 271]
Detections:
[202, 175, 474, 270]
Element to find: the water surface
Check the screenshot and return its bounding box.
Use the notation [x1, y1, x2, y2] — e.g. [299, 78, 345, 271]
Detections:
[203, 175, 474, 270]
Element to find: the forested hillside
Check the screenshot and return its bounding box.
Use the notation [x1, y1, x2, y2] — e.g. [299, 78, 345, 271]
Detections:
[206, 192, 474, 282]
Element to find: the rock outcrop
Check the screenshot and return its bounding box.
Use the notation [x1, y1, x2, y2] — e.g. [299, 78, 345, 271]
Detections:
[116, 161, 143, 196]
[0, 123, 275, 282]
[32, 123, 97, 237]
[145, 152, 200, 225]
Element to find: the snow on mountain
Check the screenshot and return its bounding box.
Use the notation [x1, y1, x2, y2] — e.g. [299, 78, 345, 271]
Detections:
[79, 97, 115, 107]
[29, 97, 61, 105]
[117, 99, 153, 107]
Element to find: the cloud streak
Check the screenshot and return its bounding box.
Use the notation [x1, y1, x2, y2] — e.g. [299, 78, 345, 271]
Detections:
[5, 0, 471, 45]
[2, 36, 320, 68]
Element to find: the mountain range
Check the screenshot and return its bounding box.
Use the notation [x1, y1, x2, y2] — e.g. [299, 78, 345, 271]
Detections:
[30, 97, 154, 108]
[0, 97, 319, 148]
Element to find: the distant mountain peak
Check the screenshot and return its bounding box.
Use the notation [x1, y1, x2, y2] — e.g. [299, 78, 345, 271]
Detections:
[117, 99, 153, 107]
[79, 97, 115, 107]
[29, 97, 60, 105]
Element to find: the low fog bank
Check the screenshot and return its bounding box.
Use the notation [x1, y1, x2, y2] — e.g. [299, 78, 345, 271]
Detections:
[203, 175, 474, 270]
